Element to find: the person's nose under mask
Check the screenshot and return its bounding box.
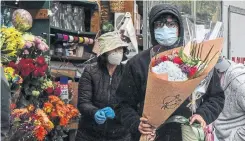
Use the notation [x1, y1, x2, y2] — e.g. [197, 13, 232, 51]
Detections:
[107, 51, 123, 65]
[154, 25, 178, 47]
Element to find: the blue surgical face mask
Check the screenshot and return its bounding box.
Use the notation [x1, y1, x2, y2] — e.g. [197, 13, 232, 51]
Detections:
[154, 25, 178, 46]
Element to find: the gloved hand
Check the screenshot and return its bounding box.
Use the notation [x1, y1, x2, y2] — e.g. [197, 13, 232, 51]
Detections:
[94, 110, 106, 124]
[101, 107, 115, 119]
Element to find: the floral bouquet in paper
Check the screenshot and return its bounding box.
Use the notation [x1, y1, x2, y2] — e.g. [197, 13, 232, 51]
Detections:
[141, 38, 223, 141]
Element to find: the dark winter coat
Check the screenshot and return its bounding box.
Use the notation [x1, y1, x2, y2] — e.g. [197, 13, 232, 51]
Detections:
[1, 67, 11, 139]
[115, 4, 225, 141]
[76, 62, 130, 141]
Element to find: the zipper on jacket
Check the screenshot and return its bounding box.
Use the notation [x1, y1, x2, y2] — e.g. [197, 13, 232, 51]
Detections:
[109, 77, 112, 85]
[108, 76, 112, 103]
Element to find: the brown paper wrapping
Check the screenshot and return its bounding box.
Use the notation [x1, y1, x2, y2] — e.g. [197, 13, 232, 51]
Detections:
[140, 38, 223, 141]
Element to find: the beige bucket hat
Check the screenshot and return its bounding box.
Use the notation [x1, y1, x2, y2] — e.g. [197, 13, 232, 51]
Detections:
[97, 31, 128, 56]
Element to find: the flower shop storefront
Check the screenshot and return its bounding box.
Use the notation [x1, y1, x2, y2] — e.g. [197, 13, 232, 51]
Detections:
[1, 0, 138, 141]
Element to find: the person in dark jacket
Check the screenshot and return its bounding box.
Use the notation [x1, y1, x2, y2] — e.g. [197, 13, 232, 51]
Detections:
[115, 4, 225, 141]
[75, 31, 131, 141]
[1, 67, 11, 139]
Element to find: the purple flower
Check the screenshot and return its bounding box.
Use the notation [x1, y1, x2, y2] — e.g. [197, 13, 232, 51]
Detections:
[180, 64, 191, 73]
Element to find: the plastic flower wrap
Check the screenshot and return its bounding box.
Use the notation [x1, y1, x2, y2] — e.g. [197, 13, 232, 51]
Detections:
[141, 38, 223, 132]
[0, 26, 25, 62]
[12, 9, 33, 31]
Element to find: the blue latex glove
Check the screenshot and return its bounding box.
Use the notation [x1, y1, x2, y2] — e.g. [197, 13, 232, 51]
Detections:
[101, 107, 115, 119]
[94, 110, 106, 124]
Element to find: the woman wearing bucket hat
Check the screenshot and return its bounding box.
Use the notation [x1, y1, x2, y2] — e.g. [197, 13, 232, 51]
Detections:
[75, 31, 131, 141]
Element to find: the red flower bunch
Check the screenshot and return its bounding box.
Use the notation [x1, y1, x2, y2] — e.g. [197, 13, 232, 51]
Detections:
[45, 86, 61, 96]
[9, 57, 48, 78]
[17, 58, 35, 77]
[33, 56, 48, 77]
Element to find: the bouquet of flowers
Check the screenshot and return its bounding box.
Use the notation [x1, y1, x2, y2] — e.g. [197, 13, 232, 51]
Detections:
[8, 105, 54, 141]
[0, 26, 25, 62]
[151, 41, 219, 81]
[42, 96, 80, 140]
[141, 38, 223, 141]
[8, 96, 80, 141]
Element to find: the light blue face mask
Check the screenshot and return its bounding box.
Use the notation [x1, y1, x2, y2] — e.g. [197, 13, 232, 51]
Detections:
[154, 26, 178, 46]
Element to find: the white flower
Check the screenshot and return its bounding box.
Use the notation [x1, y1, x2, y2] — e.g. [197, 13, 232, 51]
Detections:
[152, 61, 188, 81]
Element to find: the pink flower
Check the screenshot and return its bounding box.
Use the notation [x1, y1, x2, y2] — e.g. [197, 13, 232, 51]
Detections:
[35, 37, 42, 44]
[24, 41, 33, 48]
[54, 87, 61, 96]
[37, 43, 49, 52]
[23, 50, 29, 55]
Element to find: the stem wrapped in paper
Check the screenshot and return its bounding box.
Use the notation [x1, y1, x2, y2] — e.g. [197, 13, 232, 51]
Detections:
[140, 38, 223, 141]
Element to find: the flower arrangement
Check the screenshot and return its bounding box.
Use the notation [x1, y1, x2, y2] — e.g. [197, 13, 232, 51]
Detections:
[0, 26, 25, 62]
[43, 96, 79, 127]
[22, 33, 49, 55]
[2, 9, 80, 141]
[8, 96, 79, 141]
[9, 105, 54, 141]
[151, 42, 219, 81]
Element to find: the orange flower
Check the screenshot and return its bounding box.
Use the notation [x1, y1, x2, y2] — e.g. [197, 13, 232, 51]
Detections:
[48, 95, 60, 104]
[34, 126, 47, 141]
[56, 105, 66, 117]
[66, 104, 79, 117]
[70, 109, 79, 117]
[27, 104, 35, 112]
[56, 100, 64, 106]
[12, 108, 28, 117]
[43, 102, 53, 113]
[50, 110, 58, 118]
[60, 117, 69, 126]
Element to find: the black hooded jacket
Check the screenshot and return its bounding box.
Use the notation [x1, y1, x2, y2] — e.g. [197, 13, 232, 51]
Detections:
[115, 4, 224, 140]
[76, 63, 130, 140]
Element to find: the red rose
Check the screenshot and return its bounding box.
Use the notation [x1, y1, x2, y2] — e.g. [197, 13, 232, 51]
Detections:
[42, 64, 48, 72]
[54, 87, 61, 96]
[173, 57, 183, 65]
[36, 56, 46, 66]
[188, 67, 198, 78]
[161, 56, 169, 62]
[20, 63, 35, 77]
[33, 67, 45, 77]
[46, 87, 54, 94]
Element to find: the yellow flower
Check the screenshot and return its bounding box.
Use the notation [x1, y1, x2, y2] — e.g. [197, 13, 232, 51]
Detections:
[34, 120, 41, 126]
[4, 67, 15, 75]
[0, 26, 24, 58]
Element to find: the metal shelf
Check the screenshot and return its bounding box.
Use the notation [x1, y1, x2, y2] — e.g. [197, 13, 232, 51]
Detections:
[50, 26, 96, 36]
